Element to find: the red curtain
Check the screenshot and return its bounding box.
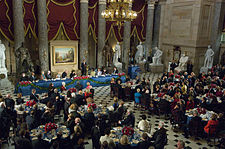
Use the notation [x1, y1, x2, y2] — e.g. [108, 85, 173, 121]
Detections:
[88, 0, 98, 42]
[47, 0, 79, 40]
[131, 0, 147, 42]
[0, 0, 148, 43]
[0, 0, 13, 42]
[23, 0, 37, 38]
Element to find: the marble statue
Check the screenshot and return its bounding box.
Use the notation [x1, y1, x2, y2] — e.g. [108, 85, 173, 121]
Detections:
[0, 40, 6, 68]
[152, 47, 162, 64]
[113, 42, 122, 69]
[135, 42, 144, 63]
[204, 45, 214, 69]
[175, 54, 189, 72]
[15, 43, 34, 74]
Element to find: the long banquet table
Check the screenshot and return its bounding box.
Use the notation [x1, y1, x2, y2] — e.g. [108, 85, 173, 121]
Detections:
[15, 74, 126, 96]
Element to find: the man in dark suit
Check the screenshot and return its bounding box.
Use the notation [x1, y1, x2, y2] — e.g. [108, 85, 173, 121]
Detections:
[150, 121, 168, 149]
[61, 70, 67, 78]
[32, 133, 50, 149]
[20, 73, 28, 81]
[29, 72, 36, 82]
[46, 70, 52, 79]
[137, 133, 151, 149]
[30, 89, 39, 102]
[74, 90, 85, 106]
[81, 59, 87, 76]
[4, 94, 15, 110]
[119, 109, 135, 127]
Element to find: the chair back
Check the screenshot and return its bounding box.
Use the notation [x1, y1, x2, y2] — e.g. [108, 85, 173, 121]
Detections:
[208, 124, 217, 135]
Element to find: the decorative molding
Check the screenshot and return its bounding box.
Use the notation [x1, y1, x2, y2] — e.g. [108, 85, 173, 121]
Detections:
[80, 0, 88, 3]
[99, 0, 106, 5]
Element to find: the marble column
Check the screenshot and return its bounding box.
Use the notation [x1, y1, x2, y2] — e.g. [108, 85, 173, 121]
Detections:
[211, 0, 225, 64]
[97, 0, 106, 68]
[152, 4, 161, 49]
[37, 0, 49, 71]
[80, 0, 89, 65]
[123, 5, 132, 72]
[12, 0, 24, 50]
[145, 0, 155, 57]
[12, 0, 24, 75]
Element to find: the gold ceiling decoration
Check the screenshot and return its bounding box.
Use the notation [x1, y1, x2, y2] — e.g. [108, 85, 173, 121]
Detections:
[101, 0, 137, 28]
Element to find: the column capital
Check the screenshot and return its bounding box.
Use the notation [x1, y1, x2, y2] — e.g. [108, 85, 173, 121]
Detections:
[99, 0, 106, 5]
[80, 0, 88, 3]
[148, 0, 158, 9]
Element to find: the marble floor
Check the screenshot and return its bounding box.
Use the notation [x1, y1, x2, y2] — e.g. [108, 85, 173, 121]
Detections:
[0, 73, 218, 149]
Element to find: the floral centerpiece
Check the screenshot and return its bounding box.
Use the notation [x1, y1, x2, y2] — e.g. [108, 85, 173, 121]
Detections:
[88, 103, 97, 110]
[73, 76, 89, 80]
[68, 88, 77, 93]
[45, 123, 57, 132]
[122, 126, 134, 136]
[26, 100, 36, 107]
[19, 81, 31, 85]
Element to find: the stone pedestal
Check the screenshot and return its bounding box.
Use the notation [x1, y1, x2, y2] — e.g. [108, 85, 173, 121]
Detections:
[138, 63, 146, 73]
[0, 68, 11, 88]
[150, 63, 163, 73]
[200, 67, 209, 74]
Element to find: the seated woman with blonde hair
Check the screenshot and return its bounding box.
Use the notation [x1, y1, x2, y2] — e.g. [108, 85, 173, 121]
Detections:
[116, 135, 131, 149]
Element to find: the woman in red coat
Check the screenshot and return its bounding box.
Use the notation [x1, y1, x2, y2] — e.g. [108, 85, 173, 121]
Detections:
[186, 97, 195, 110]
[204, 114, 219, 134]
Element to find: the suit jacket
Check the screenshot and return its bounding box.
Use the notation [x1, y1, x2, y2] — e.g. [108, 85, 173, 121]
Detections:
[32, 138, 50, 149]
[29, 76, 36, 82]
[62, 72, 67, 78]
[46, 74, 52, 79]
[4, 98, 15, 109]
[30, 94, 39, 102]
[137, 140, 151, 149]
[121, 113, 135, 127]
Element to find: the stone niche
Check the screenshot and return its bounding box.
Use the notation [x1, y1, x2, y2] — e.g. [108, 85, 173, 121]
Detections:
[50, 40, 79, 74]
[159, 0, 215, 73]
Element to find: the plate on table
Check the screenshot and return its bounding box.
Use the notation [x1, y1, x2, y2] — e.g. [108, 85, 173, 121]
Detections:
[31, 137, 38, 140]
[132, 140, 139, 144]
[113, 139, 119, 143]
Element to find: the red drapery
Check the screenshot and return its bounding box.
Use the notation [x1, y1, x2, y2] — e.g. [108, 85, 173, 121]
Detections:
[23, 0, 37, 38]
[88, 0, 98, 42]
[0, 0, 13, 42]
[47, 0, 79, 40]
[0, 0, 148, 43]
[131, 0, 147, 42]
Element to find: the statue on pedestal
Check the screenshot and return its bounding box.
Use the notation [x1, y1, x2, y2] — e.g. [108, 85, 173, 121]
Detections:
[15, 43, 34, 74]
[0, 40, 6, 69]
[152, 47, 162, 65]
[103, 41, 113, 67]
[204, 45, 214, 69]
[113, 42, 122, 69]
[175, 54, 189, 72]
[135, 42, 144, 64]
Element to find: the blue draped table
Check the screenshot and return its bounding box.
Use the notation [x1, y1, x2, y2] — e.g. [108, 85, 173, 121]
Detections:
[15, 75, 126, 96]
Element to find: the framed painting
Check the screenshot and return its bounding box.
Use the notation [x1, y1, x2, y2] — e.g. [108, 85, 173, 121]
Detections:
[53, 46, 77, 65]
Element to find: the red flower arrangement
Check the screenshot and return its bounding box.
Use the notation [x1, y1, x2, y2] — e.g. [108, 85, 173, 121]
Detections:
[26, 100, 36, 107]
[68, 88, 77, 93]
[175, 75, 180, 79]
[73, 76, 89, 80]
[88, 103, 97, 110]
[19, 81, 31, 85]
[122, 126, 134, 136]
[45, 123, 57, 132]
[118, 73, 125, 76]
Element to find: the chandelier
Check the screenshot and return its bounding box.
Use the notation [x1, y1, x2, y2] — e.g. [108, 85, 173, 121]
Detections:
[101, 0, 137, 27]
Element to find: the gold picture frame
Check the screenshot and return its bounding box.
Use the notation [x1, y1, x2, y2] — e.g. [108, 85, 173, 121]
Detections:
[53, 46, 77, 65]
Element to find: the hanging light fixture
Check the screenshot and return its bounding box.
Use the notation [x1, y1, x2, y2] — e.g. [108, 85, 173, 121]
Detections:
[101, 0, 137, 28]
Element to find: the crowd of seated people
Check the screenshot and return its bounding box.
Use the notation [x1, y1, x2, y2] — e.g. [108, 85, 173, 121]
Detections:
[0, 64, 224, 149]
[151, 64, 225, 140]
